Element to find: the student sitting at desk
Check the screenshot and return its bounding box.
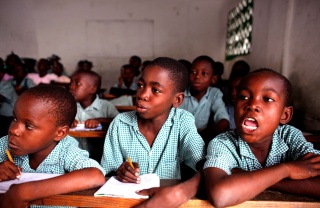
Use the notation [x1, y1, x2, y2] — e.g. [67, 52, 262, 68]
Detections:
[69, 70, 119, 159]
[0, 85, 106, 208]
[179, 55, 230, 145]
[101, 57, 205, 207]
[204, 69, 320, 208]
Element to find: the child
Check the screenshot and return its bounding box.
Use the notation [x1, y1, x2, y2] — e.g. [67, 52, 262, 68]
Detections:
[101, 57, 205, 207]
[179, 55, 230, 144]
[69, 70, 119, 159]
[0, 85, 106, 208]
[27, 58, 58, 85]
[204, 68, 320, 208]
[114, 64, 138, 91]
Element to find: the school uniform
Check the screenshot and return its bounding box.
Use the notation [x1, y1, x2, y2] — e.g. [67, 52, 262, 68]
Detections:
[180, 86, 230, 131]
[75, 95, 119, 160]
[0, 135, 105, 208]
[101, 108, 205, 179]
[204, 125, 320, 174]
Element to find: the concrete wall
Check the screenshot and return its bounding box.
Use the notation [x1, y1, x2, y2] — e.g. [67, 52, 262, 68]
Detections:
[0, 0, 319, 131]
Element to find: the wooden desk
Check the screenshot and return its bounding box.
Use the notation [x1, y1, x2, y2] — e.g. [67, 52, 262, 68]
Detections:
[116, 105, 136, 112]
[30, 179, 320, 207]
[68, 130, 107, 138]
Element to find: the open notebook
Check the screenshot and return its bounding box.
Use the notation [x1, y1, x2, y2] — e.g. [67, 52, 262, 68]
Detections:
[69, 123, 102, 131]
[0, 172, 61, 193]
[94, 173, 160, 199]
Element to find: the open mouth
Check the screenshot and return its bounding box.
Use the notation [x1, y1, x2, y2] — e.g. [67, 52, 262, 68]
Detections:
[242, 117, 258, 131]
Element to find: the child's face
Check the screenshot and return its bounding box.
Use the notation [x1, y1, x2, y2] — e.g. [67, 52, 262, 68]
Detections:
[234, 72, 291, 144]
[123, 68, 135, 83]
[228, 77, 243, 105]
[136, 66, 181, 121]
[69, 73, 95, 102]
[8, 94, 61, 156]
[37, 60, 49, 77]
[189, 60, 215, 92]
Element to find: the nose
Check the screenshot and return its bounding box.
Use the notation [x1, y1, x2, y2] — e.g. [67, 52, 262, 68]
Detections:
[245, 98, 260, 112]
[137, 87, 149, 102]
[8, 120, 20, 137]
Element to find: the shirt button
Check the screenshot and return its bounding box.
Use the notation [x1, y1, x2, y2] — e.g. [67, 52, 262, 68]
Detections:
[148, 168, 153, 173]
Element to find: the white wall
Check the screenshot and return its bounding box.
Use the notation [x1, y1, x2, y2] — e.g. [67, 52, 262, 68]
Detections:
[0, 0, 319, 131]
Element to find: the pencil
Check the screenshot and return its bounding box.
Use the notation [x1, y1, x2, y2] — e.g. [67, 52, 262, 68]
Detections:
[6, 148, 21, 180]
[127, 157, 134, 169]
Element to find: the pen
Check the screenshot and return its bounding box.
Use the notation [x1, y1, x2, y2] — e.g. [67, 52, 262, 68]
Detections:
[6, 148, 21, 180]
[127, 157, 134, 169]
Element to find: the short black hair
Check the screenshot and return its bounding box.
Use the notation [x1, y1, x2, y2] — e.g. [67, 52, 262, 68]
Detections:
[22, 85, 77, 127]
[75, 70, 101, 92]
[242, 68, 292, 106]
[192, 55, 216, 74]
[147, 57, 188, 94]
[230, 60, 250, 79]
[130, 55, 142, 64]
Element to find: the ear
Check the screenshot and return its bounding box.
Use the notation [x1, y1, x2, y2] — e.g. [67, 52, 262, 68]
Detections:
[280, 106, 293, 125]
[53, 125, 69, 142]
[90, 86, 97, 94]
[211, 74, 218, 85]
[172, 92, 184, 108]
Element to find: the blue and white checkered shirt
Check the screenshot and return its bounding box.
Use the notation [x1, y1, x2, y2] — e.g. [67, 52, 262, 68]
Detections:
[179, 86, 230, 131]
[204, 125, 320, 174]
[0, 135, 106, 208]
[101, 108, 205, 179]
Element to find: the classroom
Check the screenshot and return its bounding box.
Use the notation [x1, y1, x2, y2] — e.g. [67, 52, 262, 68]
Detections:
[0, 0, 320, 207]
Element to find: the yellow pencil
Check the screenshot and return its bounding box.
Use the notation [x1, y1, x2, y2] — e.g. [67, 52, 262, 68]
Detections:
[127, 157, 134, 169]
[6, 148, 21, 180]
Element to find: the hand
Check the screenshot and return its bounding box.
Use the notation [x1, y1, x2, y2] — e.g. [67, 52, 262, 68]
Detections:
[0, 161, 21, 181]
[134, 185, 189, 208]
[116, 161, 140, 183]
[0, 184, 29, 208]
[286, 153, 320, 180]
[84, 119, 100, 128]
[71, 120, 79, 128]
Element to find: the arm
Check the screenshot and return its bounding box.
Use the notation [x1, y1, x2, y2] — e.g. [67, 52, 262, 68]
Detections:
[135, 171, 202, 208]
[0, 168, 105, 207]
[204, 153, 320, 208]
[84, 117, 113, 128]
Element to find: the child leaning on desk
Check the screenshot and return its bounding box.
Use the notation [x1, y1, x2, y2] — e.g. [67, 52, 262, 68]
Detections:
[0, 85, 106, 208]
[69, 70, 119, 159]
[204, 68, 320, 208]
[101, 57, 206, 207]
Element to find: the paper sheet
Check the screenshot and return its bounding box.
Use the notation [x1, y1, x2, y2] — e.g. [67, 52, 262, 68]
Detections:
[0, 172, 61, 193]
[69, 123, 102, 131]
[94, 173, 160, 198]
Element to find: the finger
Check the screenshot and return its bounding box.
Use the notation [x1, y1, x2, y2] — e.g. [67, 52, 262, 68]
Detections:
[117, 167, 140, 183]
[135, 188, 155, 196]
[302, 152, 314, 160]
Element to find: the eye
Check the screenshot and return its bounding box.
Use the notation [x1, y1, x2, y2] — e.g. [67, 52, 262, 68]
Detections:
[13, 117, 17, 122]
[238, 94, 249, 100]
[25, 123, 34, 130]
[190, 70, 196, 75]
[76, 81, 81, 86]
[137, 83, 144, 88]
[263, 97, 274, 102]
[201, 72, 209, 77]
[152, 87, 161, 94]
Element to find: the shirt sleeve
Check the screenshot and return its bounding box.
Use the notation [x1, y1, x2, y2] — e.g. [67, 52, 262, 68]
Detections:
[106, 102, 119, 118]
[284, 126, 320, 159]
[204, 133, 239, 175]
[100, 116, 124, 174]
[210, 88, 230, 123]
[179, 111, 206, 171]
[62, 136, 106, 175]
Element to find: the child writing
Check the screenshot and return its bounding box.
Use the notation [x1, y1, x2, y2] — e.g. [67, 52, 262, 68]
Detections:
[69, 70, 119, 159]
[179, 55, 230, 144]
[0, 85, 106, 208]
[204, 68, 320, 208]
[101, 57, 205, 207]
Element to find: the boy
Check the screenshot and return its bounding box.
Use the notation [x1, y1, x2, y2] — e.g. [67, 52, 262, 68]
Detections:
[179, 55, 230, 144]
[0, 85, 106, 208]
[101, 57, 205, 207]
[114, 64, 138, 91]
[69, 70, 119, 160]
[204, 68, 320, 208]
